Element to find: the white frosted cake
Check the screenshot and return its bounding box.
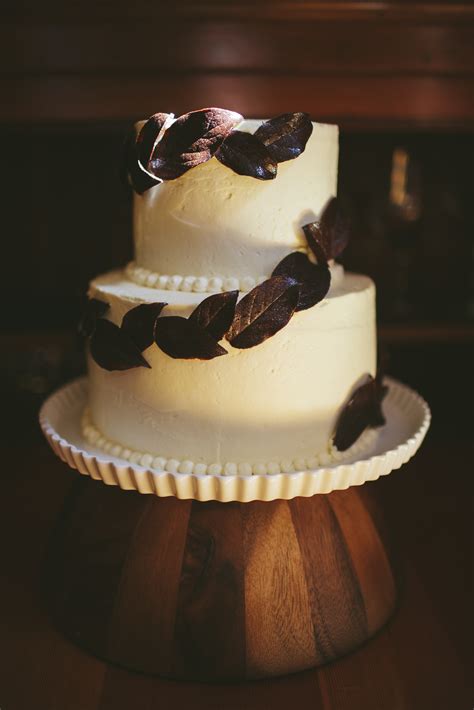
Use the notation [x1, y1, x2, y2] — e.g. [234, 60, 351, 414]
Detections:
[81, 109, 382, 476]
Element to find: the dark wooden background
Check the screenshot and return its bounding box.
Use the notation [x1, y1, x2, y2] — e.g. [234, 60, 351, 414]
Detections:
[1, 2, 473, 708]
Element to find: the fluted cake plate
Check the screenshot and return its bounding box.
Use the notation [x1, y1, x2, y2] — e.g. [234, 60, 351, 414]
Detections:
[40, 376, 430, 502]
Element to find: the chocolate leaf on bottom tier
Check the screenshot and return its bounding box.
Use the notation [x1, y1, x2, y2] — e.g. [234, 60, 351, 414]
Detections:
[333, 375, 388, 451]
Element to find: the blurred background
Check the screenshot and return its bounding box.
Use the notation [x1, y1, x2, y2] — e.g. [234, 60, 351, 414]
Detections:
[0, 3, 473, 707]
[3, 1, 472, 444]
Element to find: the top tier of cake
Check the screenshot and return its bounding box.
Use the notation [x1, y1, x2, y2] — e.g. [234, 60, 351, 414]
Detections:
[133, 119, 338, 283]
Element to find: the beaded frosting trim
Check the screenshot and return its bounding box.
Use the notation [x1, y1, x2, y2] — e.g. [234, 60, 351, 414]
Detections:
[81, 408, 377, 476]
[125, 261, 266, 294]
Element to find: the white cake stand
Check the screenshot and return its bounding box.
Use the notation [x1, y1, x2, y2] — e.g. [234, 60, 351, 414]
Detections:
[40, 376, 430, 503]
[39, 376, 430, 681]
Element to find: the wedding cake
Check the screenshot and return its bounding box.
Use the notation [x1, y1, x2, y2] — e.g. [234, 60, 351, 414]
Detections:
[80, 109, 386, 476]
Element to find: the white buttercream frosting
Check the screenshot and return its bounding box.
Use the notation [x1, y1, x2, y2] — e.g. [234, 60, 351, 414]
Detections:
[81, 407, 377, 476]
[87, 269, 376, 464]
[133, 119, 339, 281]
[83, 116, 379, 469]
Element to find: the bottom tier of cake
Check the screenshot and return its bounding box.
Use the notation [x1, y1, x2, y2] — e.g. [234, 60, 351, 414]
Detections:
[87, 269, 376, 466]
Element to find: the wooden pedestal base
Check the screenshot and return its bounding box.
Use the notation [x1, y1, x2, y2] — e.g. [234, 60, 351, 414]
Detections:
[44, 478, 398, 681]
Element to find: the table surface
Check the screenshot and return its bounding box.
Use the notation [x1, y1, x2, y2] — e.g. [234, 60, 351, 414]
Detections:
[0, 434, 471, 710]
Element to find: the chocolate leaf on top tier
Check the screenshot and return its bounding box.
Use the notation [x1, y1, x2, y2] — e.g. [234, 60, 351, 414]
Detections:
[78, 298, 109, 337]
[189, 290, 239, 341]
[303, 197, 350, 263]
[149, 108, 243, 180]
[154, 317, 228, 360]
[90, 319, 151, 371]
[254, 112, 313, 163]
[121, 302, 167, 352]
[272, 252, 331, 311]
[136, 113, 172, 167]
[333, 375, 388, 451]
[216, 131, 278, 180]
[226, 276, 299, 349]
[120, 127, 162, 195]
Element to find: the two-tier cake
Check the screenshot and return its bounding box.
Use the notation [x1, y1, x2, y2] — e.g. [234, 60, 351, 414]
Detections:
[80, 109, 385, 476]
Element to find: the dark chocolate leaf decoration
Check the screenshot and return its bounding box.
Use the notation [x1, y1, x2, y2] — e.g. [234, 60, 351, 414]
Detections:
[226, 276, 299, 349]
[78, 298, 109, 337]
[272, 252, 330, 311]
[303, 197, 350, 263]
[216, 131, 278, 180]
[149, 108, 243, 180]
[189, 290, 239, 341]
[254, 112, 313, 163]
[120, 127, 162, 195]
[121, 302, 167, 352]
[333, 375, 388, 451]
[136, 113, 172, 167]
[90, 319, 151, 371]
[154, 316, 228, 360]
[372, 370, 389, 427]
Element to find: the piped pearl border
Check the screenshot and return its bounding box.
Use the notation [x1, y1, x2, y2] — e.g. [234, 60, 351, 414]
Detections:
[81, 408, 377, 477]
[125, 261, 266, 293]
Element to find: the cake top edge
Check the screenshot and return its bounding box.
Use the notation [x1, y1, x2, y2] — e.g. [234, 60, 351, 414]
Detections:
[123, 108, 337, 193]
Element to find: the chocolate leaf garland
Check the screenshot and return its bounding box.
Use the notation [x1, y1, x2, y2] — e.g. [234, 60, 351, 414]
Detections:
[149, 108, 243, 180]
[154, 316, 227, 360]
[122, 108, 314, 187]
[189, 290, 239, 341]
[136, 112, 172, 167]
[254, 112, 313, 163]
[333, 375, 388, 451]
[121, 302, 167, 352]
[90, 319, 151, 371]
[120, 127, 162, 195]
[78, 298, 109, 337]
[119, 112, 172, 195]
[272, 252, 330, 311]
[226, 276, 299, 349]
[303, 197, 350, 263]
[216, 131, 278, 180]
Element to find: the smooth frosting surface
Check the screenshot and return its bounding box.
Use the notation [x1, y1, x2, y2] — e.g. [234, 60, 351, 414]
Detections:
[133, 119, 338, 281]
[87, 270, 376, 464]
[81, 406, 377, 475]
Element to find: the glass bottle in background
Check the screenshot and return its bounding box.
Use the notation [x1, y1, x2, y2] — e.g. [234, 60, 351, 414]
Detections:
[386, 147, 422, 321]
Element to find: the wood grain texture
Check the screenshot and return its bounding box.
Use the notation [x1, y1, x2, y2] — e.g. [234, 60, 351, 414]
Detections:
[173, 501, 246, 681]
[6, 22, 473, 76]
[243, 500, 316, 676]
[5, 1, 474, 23]
[7, 75, 474, 128]
[290, 493, 368, 664]
[106, 496, 191, 675]
[329, 489, 397, 634]
[4, 2, 474, 127]
[43, 478, 147, 657]
[42, 480, 399, 680]
[0, 440, 471, 708]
